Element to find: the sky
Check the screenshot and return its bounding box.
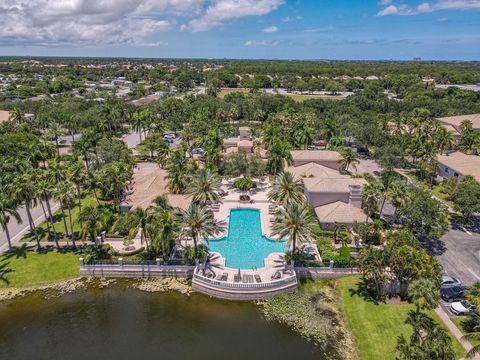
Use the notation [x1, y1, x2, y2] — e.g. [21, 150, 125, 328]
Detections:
[0, 0, 479, 60]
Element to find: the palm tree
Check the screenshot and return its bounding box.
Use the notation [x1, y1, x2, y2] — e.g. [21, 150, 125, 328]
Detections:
[67, 159, 88, 212]
[181, 204, 217, 258]
[434, 127, 454, 155]
[187, 169, 221, 204]
[131, 111, 145, 142]
[132, 207, 150, 248]
[0, 190, 22, 252]
[295, 125, 316, 150]
[9, 169, 38, 234]
[386, 181, 410, 220]
[362, 179, 382, 220]
[462, 313, 480, 359]
[271, 203, 315, 252]
[46, 122, 64, 157]
[267, 140, 292, 175]
[8, 107, 24, 124]
[339, 147, 359, 173]
[268, 171, 305, 207]
[78, 206, 104, 244]
[146, 210, 179, 260]
[53, 181, 76, 242]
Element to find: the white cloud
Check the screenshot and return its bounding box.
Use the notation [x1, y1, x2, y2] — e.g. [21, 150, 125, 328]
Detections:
[377, 0, 480, 16]
[0, 0, 201, 47]
[377, 5, 399, 15]
[244, 39, 279, 46]
[303, 26, 334, 33]
[185, 0, 284, 32]
[262, 25, 279, 33]
[281, 15, 303, 22]
[0, 0, 283, 46]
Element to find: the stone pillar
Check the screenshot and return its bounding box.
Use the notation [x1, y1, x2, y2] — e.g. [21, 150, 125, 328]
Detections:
[118, 258, 124, 267]
[329, 260, 334, 269]
[156, 258, 161, 267]
[100, 231, 106, 243]
[79, 258, 84, 267]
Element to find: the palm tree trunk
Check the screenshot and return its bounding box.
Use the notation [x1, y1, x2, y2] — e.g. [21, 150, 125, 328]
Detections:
[3, 224, 12, 252]
[292, 233, 297, 252]
[68, 206, 76, 247]
[45, 196, 53, 220]
[61, 207, 70, 238]
[193, 234, 198, 259]
[55, 138, 60, 157]
[39, 200, 52, 240]
[67, 205, 75, 239]
[25, 201, 35, 233]
[379, 197, 387, 218]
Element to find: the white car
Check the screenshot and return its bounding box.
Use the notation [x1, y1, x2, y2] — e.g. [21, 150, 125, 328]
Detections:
[450, 300, 476, 316]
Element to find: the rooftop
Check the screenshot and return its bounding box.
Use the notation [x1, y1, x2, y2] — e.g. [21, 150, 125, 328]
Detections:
[291, 150, 341, 162]
[314, 201, 371, 224]
[437, 114, 480, 130]
[289, 162, 366, 193]
[287, 162, 342, 179]
[437, 151, 480, 182]
[123, 166, 192, 211]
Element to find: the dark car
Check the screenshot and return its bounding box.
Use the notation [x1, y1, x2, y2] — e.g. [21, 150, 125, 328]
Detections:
[441, 285, 468, 302]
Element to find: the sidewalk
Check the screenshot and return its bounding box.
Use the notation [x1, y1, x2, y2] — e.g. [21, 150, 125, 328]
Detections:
[435, 306, 479, 359]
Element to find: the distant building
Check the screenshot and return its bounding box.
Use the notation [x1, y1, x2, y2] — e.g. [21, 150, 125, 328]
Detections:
[437, 114, 480, 142]
[0, 110, 34, 123]
[223, 127, 254, 154]
[413, 57, 422, 62]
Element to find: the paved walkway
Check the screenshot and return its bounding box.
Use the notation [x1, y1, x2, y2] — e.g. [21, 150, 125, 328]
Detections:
[435, 306, 479, 359]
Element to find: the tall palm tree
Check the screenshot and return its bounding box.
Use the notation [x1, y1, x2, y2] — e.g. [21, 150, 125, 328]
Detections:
[187, 169, 221, 204]
[386, 181, 410, 219]
[0, 190, 22, 252]
[9, 169, 38, 234]
[339, 147, 359, 173]
[132, 207, 150, 248]
[46, 122, 64, 157]
[8, 107, 24, 124]
[78, 206, 104, 244]
[131, 111, 145, 142]
[295, 125, 315, 150]
[181, 204, 217, 258]
[434, 127, 454, 155]
[271, 203, 315, 252]
[267, 140, 292, 175]
[362, 179, 382, 220]
[146, 210, 179, 260]
[67, 159, 88, 212]
[53, 181, 76, 243]
[462, 313, 480, 359]
[268, 171, 305, 207]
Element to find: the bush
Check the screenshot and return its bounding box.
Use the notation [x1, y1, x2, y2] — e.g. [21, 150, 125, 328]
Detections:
[233, 177, 256, 191]
[332, 247, 353, 268]
[316, 236, 336, 261]
[82, 244, 113, 264]
[182, 244, 209, 265]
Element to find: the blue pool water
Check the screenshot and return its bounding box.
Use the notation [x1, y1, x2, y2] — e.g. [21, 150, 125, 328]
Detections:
[208, 208, 287, 269]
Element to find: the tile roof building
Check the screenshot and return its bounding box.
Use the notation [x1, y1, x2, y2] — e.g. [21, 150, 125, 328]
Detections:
[437, 151, 480, 182]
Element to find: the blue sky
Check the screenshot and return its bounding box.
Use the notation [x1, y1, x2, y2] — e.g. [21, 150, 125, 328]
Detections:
[0, 0, 479, 60]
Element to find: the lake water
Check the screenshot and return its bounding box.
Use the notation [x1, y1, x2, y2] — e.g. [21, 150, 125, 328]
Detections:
[0, 282, 326, 360]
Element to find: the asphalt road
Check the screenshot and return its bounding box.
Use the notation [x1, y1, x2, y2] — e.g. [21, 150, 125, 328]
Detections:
[0, 201, 59, 253]
[422, 220, 480, 286]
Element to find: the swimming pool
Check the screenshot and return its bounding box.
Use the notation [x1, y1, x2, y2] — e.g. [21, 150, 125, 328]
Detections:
[208, 208, 287, 269]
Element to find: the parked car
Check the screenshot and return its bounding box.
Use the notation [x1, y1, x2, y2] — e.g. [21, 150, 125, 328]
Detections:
[191, 147, 205, 156]
[442, 275, 462, 287]
[163, 132, 176, 139]
[450, 300, 476, 315]
[441, 285, 468, 302]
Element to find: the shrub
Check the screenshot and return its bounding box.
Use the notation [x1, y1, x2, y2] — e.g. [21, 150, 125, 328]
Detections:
[82, 244, 113, 264]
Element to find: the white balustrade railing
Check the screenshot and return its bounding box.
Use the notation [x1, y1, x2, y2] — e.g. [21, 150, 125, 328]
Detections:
[192, 270, 297, 290]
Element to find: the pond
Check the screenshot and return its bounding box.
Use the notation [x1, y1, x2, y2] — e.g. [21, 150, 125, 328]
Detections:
[0, 281, 326, 360]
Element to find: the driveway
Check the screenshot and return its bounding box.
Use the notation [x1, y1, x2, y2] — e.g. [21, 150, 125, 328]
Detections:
[423, 222, 480, 285]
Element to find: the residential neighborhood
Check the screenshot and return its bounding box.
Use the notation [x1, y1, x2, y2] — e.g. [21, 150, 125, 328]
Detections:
[1, 1, 480, 360]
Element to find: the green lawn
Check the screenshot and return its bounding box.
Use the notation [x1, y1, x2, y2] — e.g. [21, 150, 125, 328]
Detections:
[451, 316, 480, 347]
[218, 88, 345, 102]
[338, 276, 466, 360]
[22, 195, 99, 242]
[0, 248, 79, 288]
[403, 171, 455, 208]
